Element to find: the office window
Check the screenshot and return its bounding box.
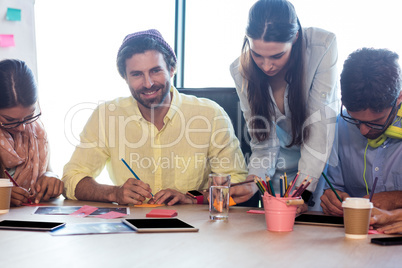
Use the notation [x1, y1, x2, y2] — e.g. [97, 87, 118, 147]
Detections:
[35, 0, 175, 180]
[184, 0, 402, 88]
[184, 0, 256, 87]
[292, 0, 402, 73]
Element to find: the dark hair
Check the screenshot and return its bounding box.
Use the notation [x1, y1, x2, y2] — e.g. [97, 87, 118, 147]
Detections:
[240, 0, 307, 147]
[341, 48, 401, 112]
[116, 36, 177, 79]
[0, 59, 37, 109]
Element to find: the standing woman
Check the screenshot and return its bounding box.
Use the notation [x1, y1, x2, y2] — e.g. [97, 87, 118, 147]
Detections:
[230, 0, 338, 207]
[0, 59, 63, 206]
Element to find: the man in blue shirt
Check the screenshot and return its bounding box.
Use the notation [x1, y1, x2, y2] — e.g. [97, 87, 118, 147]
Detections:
[320, 48, 402, 216]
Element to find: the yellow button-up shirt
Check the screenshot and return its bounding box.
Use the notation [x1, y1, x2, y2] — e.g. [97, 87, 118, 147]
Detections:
[63, 86, 247, 199]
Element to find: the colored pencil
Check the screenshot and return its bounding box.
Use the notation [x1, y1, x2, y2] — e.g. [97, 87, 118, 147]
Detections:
[258, 177, 269, 194]
[284, 172, 300, 197]
[295, 178, 313, 197]
[254, 177, 265, 195]
[121, 158, 153, 197]
[284, 172, 288, 192]
[231, 180, 254, 187]
[284, 182, 292, 197]
[261, 179, 269, 193]
[4, 169, 32, 203]
[369, 177, 378, 202]
[4, 169, 19, 187]
[292, 177, 309, 197]
[322, 172, 342, 202]
[121, 158, 141, 180]
[266, 176, 276, 197]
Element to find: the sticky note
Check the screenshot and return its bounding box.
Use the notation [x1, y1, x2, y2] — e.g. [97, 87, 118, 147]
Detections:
[247, 210, 265, 214]
[229, 197, 236, 206]
[134, 204, 165, 208]
[213, 199, 224, 212]
[94, 211, 127, 219]
[6, 8, 21, 21]
[0, 35, 15, 47]
[70, 205, 98, 217]
[368, 229, 384, 235]
[146, 209, 178, 218]
[22, 203, 48, 207]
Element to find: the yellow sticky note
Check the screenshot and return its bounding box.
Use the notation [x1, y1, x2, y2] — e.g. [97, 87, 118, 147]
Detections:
[134, 204, 165, 208]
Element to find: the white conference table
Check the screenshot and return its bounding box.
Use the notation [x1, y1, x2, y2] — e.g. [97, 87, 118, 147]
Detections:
[0, 197, 401, 268]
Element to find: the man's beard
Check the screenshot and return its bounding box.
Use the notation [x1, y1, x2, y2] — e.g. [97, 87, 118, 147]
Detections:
[364, 107, 398, 140]
[364, 129, 386, 140]
[132, 82, 170, 109]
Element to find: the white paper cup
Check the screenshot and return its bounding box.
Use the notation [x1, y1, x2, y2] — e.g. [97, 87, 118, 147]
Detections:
[0, 179, 13, 214]
[342, 198, 373, 239]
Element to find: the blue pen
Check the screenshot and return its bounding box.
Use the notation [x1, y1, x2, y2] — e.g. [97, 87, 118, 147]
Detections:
[121, 158, 153, 197]
[121, 158, 141, 180]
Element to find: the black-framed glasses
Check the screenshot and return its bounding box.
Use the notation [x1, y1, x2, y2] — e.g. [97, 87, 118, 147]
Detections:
[340, 102, 397, 131]
[0, 113, 41, 129]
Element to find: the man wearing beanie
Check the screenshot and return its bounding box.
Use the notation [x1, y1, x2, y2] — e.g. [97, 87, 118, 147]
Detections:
[62, 29, 253, 205]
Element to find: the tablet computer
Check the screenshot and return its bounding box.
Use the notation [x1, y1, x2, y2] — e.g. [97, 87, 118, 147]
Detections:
[122, 218, 199, 233]
[371, 237, 402, 246]
[295, 213, 344, 227]
[0, 220, 66, 231]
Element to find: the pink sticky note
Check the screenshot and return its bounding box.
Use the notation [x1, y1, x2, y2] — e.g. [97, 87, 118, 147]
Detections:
[0, 35, 15, 47]
[368, 229, 384, 235]
[70, 205, 98, 217]
[146, 209, 178, 218]
[94, 211, 127, 219]
[247, 210, 265, 214]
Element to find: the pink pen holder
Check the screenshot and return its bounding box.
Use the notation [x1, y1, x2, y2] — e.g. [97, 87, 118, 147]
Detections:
[262, 193, 303, 232]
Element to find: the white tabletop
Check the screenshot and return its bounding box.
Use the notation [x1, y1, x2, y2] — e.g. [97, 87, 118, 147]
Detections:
[0, 197, 401, 268]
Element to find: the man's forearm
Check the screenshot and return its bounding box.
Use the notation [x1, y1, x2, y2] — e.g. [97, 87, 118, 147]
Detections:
[75, 177, 117, 203]
[372, 191, 402, 210]
[392, 191, 402, 209]
[391, 209, 402, 222]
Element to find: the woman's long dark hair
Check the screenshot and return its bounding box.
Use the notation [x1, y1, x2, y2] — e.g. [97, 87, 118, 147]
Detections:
[240, 0, 308, 147]
[0, 59, 37, 109]
[0, 59, 37, 176]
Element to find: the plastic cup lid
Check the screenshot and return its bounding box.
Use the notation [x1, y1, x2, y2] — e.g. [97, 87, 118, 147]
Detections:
[0, 179, 13, 187]
[342, 197, 373, 209]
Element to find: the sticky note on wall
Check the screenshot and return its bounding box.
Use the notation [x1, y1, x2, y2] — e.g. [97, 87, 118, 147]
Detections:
[0, 35, 15, 47]
[6, 8, 21, 21]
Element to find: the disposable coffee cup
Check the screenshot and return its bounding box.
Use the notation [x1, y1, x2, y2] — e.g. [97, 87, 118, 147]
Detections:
[342, 198, 373, 239]
[0, 179, 13, 214]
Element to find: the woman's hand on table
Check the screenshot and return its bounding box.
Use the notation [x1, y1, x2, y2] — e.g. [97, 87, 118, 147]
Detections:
[34, 171, 64, 203]
[10, 186, 31, 206]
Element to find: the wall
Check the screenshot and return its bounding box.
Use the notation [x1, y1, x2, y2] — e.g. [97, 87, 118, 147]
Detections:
[0, 0, 36, 78]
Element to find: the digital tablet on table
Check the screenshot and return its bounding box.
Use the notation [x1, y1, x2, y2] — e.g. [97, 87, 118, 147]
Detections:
[122, 218, 199, 233]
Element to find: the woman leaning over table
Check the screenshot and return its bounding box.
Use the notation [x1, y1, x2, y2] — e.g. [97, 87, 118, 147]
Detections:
[0, 59, 63, 206]
[230, 0, 338, 211]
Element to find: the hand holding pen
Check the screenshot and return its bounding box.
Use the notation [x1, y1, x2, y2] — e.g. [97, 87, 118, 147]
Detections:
[4, 170, 34, 206]
[320, 172, 350, 216]
[118, 159, 153, 205]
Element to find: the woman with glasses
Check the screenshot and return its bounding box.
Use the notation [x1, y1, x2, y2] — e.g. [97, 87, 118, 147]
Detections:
[230, 0, 338, 210]
[0, 59, 63, 206]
